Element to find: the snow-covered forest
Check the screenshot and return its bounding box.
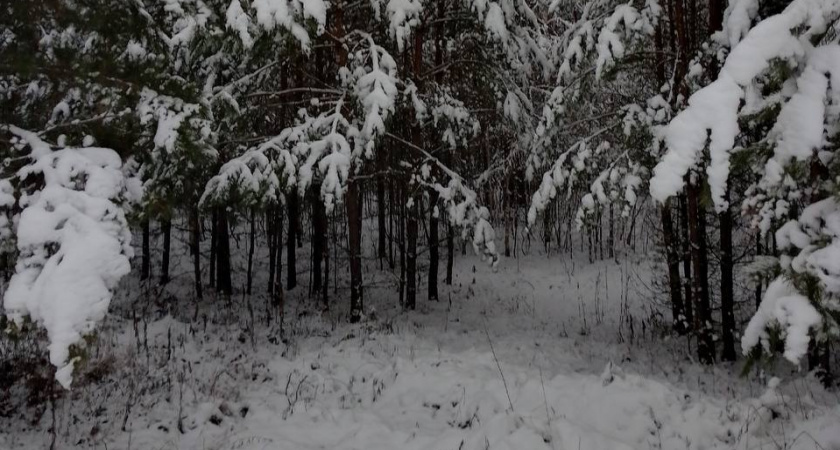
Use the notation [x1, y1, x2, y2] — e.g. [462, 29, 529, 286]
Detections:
[1, 0, 840, 448]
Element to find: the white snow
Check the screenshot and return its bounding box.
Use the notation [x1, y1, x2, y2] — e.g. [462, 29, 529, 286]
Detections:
[741, 278, 822, 364]
[2, 128, 135, 389]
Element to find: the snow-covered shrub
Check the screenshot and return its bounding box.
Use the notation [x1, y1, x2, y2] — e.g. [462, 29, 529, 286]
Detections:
[1, 126, 137, 388]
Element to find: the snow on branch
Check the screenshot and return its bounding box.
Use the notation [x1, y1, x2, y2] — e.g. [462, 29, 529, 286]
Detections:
[2, 126, 137, 389]
[649, 0, 840, 211]
[741, 278, 821, 364]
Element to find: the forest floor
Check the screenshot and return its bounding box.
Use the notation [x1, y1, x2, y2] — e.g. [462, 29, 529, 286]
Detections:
[2, 240, 840, 449]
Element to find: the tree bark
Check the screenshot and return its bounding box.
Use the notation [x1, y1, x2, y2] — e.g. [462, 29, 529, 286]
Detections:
[160, 218, 171, 285]
[209, 210, 217, 288]
[406, 197, 418, 310]
[347, 181, 364, 321]
[312, 187, 327, 304]
[286, 194, 298, 290]
[247, 208, 256, 295]
[687, 176, 714, 364]
[216, 209, 232, 296]
[267, 208, 277, 295]
[190, 208, 202, 300]
[661, 201, 686, 334]
[720, 188, 736, 361]
[141, 218, 150, 281]
[428, 192, 439, 301]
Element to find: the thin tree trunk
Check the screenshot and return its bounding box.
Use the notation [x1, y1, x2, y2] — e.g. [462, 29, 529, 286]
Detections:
[347, 180, 364, 321]
[399, 186, 406, 305]
[190, 208, 202, 300]
[160, 218, 171, 285]
[216, 209, 232, 296]
[755, 233, 763, 309]
[428, 192, 439, 301]
[273, 206, 284, 332]
[209, 210, 217, 288]
[720, 189, 736, 361]
[286, 194, 298, 290]
[312, 188, 326, 303]
[406, 197, 418, 310]
[661, 201, 686, 334]
[141, 218, 150, 281]
[687, 176, 714, 364]
[247, 208, 256, 295]
[679, 193, 693, 325]
[268, 208, 277, 295]
[377, 173, 387, 268]
[446, 222, 454, 285]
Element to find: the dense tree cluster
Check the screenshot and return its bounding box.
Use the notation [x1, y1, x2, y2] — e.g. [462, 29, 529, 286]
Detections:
[1, 0, 838, 388]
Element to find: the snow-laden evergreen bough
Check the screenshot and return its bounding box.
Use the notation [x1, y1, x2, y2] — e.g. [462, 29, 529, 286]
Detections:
[204, 0, 512, 264]
[1, 126, 139, 389]
[647, 0, 840, 364]
[526, 0, 663, 230]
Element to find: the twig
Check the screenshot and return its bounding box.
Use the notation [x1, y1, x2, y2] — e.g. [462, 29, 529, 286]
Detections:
[483, 319, 514, 412]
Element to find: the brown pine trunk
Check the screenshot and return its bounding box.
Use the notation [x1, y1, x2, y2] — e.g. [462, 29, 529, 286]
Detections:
[312, 188, 326, 304]
[141, 218, 150, 281]
[687, 177, 714, 364]
[272, 207, 284, 331]
[216, 209, 232, 296]
[406, 197, 418, 310]
[377, 172, 387, 268]
[267, 208, 277, 295]
[347, 181, 364, 321]
[209, 210, 217, 288]
[446, 223, 454, 285]
[680, 193, 693, 325]
[399, 186, 406, 304]
[160, 218, 171, 285]
[247, 208, 256, 296]
[428, 192, 439, 301]
[190, 208, 202, 300]
[661, 201, 686, 334]
[720, 188, 736, 361]
[286, 194, 298, 290]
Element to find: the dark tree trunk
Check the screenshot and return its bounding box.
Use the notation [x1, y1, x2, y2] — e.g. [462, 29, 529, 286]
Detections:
[216, 209, 232, 296]
[661, 201, 686, 334]
[679, 193, 693, 325]
[399, 187, 406, 305]
[446, 223, 454, 285]
[247, 208, 256, 296]
[312, 188, 326, 303]
[267, 208, 277, 295]
[190, 208, 202, 300]
[755, 233, 763, 309]
[406, 198, 418, 310]
[428, 192, 439, 301]
[687, 177, 714, 364]
[377, 173, 387, 268]
[272, 206, 284, 330]
[709, 0, 724, 34]
[209, 210, 217, 288]
[141, 218, 150, 281]
[323, 210, 329, 307]
[286, 194, 298, 290]
[160, 218, 171, 285]
[347, 181, 364, 322]
[720, 189, 736, 361]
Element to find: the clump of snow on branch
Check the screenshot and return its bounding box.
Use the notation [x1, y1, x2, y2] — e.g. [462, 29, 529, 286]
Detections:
[741, 278, 821, 364]
[226, 0, 255, 48]
[649, 0, 840, 211]
[250, 0, 328, 49]
[2, 126, 136, 389]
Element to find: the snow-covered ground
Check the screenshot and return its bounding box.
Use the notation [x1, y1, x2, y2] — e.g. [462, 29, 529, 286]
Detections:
[2, 235, 839, 449]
